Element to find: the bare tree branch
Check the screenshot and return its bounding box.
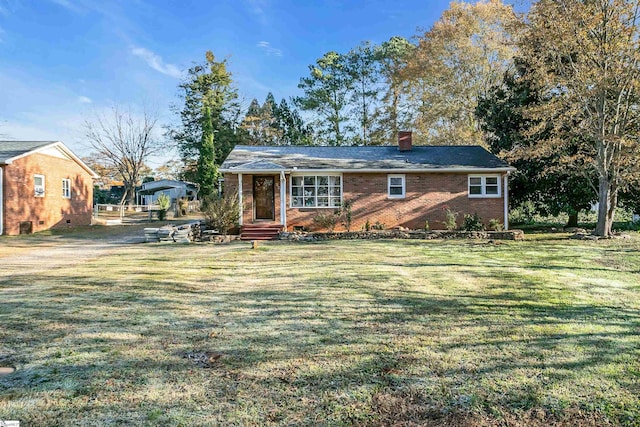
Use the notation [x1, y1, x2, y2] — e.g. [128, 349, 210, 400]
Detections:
[84, 106, 164, 205]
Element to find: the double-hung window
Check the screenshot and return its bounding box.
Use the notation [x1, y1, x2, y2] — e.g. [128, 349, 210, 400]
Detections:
[34, 174, 45, 197]
[291, 175, 342, 208]
[468, 175, 501, 197]
[62, 178, 71, 199]
[388, 174, 406, 199]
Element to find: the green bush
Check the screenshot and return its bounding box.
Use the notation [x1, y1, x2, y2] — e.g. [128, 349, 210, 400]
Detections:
[372, 221, 386, 230]
[313, 211, 339, 232]
[201, 193, 240, 236]
[444, 208, 458, 230]
[463, 213, 485, 231]
[489, 218, 504, 231]
[510, 201, 537, 225]
[340, 199, 353, 232]
[177, 198, 189, 217]
[157, 193, 171, 221]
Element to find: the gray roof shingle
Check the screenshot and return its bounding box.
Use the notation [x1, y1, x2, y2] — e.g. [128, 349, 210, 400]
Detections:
[0, 141, 58, 164]
[220, 145, 513, 172]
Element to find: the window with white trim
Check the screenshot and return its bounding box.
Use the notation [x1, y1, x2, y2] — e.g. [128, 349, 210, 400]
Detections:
[468, 175, 501, 197]
[291, 175, 342, 208]
[388, 174, 406, 198]
[34, 174, 45, 197]
[62, 178, 71, 199]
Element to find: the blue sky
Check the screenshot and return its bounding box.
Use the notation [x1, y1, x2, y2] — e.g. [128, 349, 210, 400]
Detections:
[0, 0, 521, 165]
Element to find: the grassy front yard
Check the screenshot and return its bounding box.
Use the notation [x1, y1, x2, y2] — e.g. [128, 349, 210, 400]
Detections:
[1, 233, 639, 426]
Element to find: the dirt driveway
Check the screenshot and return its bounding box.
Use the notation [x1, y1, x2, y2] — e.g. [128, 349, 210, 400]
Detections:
[0, 224, 149, 277]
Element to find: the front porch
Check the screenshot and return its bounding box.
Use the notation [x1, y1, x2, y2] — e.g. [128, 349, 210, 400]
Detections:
[236, 169, 288, 229]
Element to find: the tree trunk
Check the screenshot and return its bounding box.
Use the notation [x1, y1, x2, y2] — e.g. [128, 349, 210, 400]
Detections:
[595, 177, 615, 237]
[566, 211, 579, 228]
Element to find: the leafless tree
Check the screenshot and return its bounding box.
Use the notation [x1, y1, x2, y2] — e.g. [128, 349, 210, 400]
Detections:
[84, 106, 164, 205]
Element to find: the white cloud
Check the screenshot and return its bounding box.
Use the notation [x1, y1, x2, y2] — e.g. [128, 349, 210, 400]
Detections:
[245, 0, 269, 26]
[130, 47, 183, 79]
[77, 96, 93, 104]
[246, 0, 267, 16]
[257, 41, 282, 57]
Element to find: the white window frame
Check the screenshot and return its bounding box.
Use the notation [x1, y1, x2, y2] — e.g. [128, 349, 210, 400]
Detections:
[62, 178, 71, 199]
[387, 174, 406, 199]
[468, 174, 501, 198]
[290, 173, 343, 208]
[34, 174, 45, 197]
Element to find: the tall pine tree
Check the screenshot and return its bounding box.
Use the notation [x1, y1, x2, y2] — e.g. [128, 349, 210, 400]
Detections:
[167, 51, 240, 185]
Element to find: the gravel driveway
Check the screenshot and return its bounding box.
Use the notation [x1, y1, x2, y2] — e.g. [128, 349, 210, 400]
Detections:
[0, 225, 147, 278]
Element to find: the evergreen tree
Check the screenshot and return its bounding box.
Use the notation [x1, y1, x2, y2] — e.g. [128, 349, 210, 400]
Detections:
[274, 99, 312, 145]
[167, 51, 240, 184]
[197, 107, 218, 198]
[371, 36, 415, 145]
[295, 51, 354, 145]
[345, 41, 381, 145]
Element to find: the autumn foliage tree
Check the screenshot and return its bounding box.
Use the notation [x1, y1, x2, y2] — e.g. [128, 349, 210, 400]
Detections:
[403, 0, 520, 146]
[519, 0, 640, 236]
[476, 59, 596, 226]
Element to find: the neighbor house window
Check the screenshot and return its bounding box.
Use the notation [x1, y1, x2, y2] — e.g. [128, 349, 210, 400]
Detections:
[468, 175, 501, 197]
[62, 179, 71, 199]
[291, 175, 342, 208]
[34, 174, 45, 197]
[388, 174, 406, 199]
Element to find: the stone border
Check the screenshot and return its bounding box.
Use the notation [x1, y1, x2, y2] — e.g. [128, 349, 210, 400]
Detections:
[279, 229, 525, 242]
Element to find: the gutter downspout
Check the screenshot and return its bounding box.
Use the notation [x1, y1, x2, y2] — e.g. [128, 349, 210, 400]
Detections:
[504, 172, 510, 231]
[0, 166, 3, 235]
[238, 173, 243, 226]
[280, 170, 286, 228]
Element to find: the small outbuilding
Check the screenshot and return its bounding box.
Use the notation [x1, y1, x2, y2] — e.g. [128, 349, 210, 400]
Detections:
[136, 179, 199, 205]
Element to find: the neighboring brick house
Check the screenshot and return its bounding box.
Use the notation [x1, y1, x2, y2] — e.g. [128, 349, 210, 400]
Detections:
[0, 141, 98, 235]
[220, 132, 516, 239]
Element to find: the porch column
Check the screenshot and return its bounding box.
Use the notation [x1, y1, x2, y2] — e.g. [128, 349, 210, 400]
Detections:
[0, 166, 4, 235]
[238, 173, 243, 226]
[503, 172, 509, 231]
[280, 170, 286, 227]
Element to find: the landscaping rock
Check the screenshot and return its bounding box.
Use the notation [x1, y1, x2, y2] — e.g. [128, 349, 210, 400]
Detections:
[278, 229, 525, 242]
[143, 221, 211, 243]
[612, 233, 632, 239]
[571, 232, 600, 240]
[143, 227, 159, 243]
[565, 227, 587, 233]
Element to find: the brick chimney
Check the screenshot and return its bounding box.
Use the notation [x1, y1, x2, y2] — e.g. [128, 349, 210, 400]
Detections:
[398, 131, 412, 151]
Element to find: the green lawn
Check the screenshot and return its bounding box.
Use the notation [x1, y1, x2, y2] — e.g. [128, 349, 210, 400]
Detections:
[1, 233, 639, 426]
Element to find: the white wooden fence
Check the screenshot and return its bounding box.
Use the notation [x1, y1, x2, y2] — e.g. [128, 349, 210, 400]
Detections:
[94, 201, 201, 223]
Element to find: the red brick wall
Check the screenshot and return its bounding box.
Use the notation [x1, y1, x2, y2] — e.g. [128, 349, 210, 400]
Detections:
[2, 153, 94, 235]
[225, 172, 505, 231]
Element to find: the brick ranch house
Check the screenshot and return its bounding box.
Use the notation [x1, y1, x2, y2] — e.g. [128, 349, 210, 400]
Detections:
[220, 133, 516, 239]
[0, 141, 98, 235]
